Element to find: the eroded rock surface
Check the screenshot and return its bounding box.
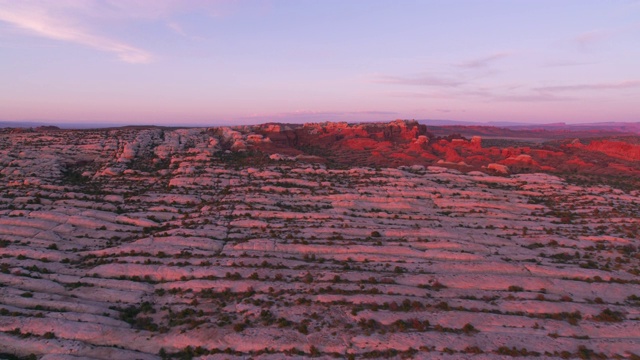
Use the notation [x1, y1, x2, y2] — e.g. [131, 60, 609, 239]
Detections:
[0, 123, 639, 359]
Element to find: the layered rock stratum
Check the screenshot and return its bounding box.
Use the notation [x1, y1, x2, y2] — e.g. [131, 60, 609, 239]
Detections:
[0, 121, 639, 359]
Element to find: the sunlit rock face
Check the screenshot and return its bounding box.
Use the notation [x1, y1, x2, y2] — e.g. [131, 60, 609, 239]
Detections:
[0, 122, 639, 359]
[571, 139, 640, 161]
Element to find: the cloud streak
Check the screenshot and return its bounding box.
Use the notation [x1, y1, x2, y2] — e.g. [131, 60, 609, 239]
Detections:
[542, 60, 595, 68]
[167, 22, 187, 37]
[573, 29, 612, 48]
[456, 52, 510, 69]
[535, 80, 640, 92]
[0, 1, 152, 63]
[490, 93, 574, 103]
[386, 87, 574, 103]
[373, 74, 465, 87]
[264, 110, 398, 118]
[236, 110, 399, 123]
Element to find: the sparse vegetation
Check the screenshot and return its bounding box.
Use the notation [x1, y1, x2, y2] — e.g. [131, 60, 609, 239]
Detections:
[0, 124, 638, 359]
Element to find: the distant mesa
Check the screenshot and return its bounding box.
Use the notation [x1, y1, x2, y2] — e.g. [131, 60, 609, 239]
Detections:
[569, 138, 640, 162]
[2, 119, 640, 183]
[35, 125, 61, 132]
[247, 119, 640, 180]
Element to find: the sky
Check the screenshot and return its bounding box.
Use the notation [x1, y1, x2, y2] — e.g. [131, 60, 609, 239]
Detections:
[1, 0, 639, 126]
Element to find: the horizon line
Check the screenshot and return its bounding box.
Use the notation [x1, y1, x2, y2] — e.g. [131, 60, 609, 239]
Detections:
[1, 118, 640, 131]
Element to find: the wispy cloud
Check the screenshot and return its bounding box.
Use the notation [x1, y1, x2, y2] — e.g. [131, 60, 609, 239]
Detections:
[237, 110, 399, 122]
[535, 80, 640, 92]
[491, 93, 574, 102]
[0, 1, 152, 63]
[456, 52, 510, 69]
[97, 0, 222, 20]
[385, 91, 453, 99]
[373, 74, 465, 87]
[271, 110, 398, 118]
[469, 80, 640, 102]
[457, 88, 574, 103]
[572, 29, 612, 48]
[167, 22, 187, 37]
[386, 87, 573, 103]
[542, 60, 595, 68]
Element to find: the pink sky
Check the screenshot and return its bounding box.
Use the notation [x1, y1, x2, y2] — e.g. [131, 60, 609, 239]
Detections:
[1, 0, 639, 126]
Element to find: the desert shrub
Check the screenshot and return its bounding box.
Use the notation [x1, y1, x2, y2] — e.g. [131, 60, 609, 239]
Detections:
[112, 301, 158, 330]
[539, 311, 582, 325]
[592, 308, 625, 322]
[301, 272, 313, 284]
[463, 346, 483, 354]
[462, 323, 479, 335]
[496, 346, 539, 357]
[297, 323, 308, 334]
[576, 346, 607, 360]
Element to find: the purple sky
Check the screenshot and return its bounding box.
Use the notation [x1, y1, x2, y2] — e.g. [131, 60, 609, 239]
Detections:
[1, 0, 639, 126]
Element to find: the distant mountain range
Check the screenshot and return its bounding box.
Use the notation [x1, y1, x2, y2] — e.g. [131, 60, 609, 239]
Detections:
[2, 119, 639, 135]
[0, 121, 49, 128]
[418, 119, 640, 133]
[0, 121, 115, 129]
